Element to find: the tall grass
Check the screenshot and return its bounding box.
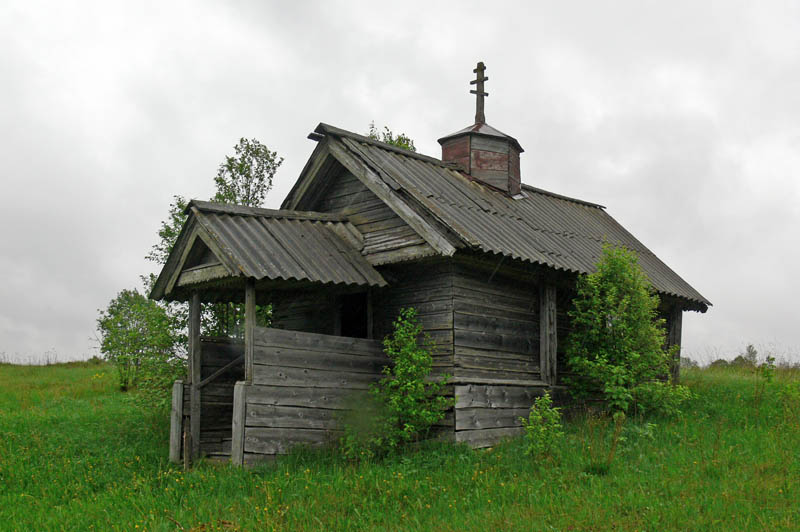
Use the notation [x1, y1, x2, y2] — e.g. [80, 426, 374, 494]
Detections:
[0, 363, 798, 531]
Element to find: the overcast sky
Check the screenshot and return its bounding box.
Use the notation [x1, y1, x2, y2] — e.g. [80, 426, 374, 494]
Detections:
[2, 1, 799, 364]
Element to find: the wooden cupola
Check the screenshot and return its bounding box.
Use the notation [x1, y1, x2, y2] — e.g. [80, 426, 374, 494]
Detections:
[438, 61, 524, 196]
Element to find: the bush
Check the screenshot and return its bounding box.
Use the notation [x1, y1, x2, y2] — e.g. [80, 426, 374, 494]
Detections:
[341, 308, 452, 460]
[519, 392, 564, 459]
[96, 288, 182, 407]
[631, 381, 693, 418]
[566, 244, 687, 415]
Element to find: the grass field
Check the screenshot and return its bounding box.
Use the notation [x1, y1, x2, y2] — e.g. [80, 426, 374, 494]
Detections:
[1, 362, 798, 531]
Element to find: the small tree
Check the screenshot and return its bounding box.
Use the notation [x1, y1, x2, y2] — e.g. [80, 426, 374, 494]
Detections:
[366, 122, 416, 152]
[145, 138, 281, 341]
[520, 392, 564, 459]
[97, 288, 178, 392]
[566, 244, 690, 415]
[212, 137, 283, 206]
[341, 308, 451, 459]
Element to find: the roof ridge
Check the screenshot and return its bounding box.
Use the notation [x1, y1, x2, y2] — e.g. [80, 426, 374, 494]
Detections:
[314, 123, 460, 170]
[187, 200, 346, 222]
[520, 184, 605, 209]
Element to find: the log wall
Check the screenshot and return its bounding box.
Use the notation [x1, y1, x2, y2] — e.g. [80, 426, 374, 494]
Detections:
[373, 260, 455, 377]
[271, 291, 337, 335]
[450, 258, 548, 447]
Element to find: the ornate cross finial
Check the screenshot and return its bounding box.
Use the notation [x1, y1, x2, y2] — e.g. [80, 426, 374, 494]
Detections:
[470, 61, 489, 124]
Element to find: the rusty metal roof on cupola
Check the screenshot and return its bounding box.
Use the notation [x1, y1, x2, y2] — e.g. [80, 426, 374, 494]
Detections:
[298, 124, 710, 310]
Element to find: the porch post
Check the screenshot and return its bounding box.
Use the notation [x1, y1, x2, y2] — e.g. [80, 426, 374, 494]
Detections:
[539, 282, 558, 385]
[245, 278, 255, 383]
[188, 291, 201, 460]
[169, 380, 184, 463]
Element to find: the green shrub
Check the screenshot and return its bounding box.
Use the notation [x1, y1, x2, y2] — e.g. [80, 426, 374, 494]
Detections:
[519, 392, 564, 459]
[566, 244, 686, 415]
[341, 308, 452, 460]
[632, 381, 693, 418]
[96, 288, 182, 408]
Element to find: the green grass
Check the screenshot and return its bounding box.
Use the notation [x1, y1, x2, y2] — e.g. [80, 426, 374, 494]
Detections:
[1, 362, 798, 531]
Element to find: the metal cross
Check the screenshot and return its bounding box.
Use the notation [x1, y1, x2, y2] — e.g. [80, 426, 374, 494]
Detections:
[470, 61, 489, 124]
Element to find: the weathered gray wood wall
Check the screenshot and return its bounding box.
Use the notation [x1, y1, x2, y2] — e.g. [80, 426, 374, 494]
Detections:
[373, 260, 455, 377]
[271, 291, 337, 335]
[449, 258, 548, 447]
[452, 260, 539, 383]
[235, 327, 388, 465]
[315, 169, 435, 265]
[372, 260, 457, 433]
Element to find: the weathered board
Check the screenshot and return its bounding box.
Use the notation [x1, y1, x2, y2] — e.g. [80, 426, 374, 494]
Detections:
[373, 260, 456, 379]
[314, 169, 433, 264]
[234, 327, 388, 464]
[452, 260, 539, 382]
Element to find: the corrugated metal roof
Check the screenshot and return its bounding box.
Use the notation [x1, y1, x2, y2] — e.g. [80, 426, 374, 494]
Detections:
[319, 127, 709, 309]
[186, 201, 386, 288]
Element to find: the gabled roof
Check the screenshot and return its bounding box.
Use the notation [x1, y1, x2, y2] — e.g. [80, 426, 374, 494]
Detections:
[285, 123, 711, 311]
[150, 200, 387, 301]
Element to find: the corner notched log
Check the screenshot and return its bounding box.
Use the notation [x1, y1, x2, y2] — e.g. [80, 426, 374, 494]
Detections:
[668, 306, 683, 383]
[539, 283, 557, 385]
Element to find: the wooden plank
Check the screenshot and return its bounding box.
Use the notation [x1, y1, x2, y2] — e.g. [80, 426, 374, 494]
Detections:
[455, 427, 524, 448]
[455, 345, 537, 364]
[454, 311, 536, 336]
[189, 292, 201, 460]
[454, 329, 535, 354]
[245, 279, 255, 383]
[198, 355, 244, 389]
[455, 367, 537, 382]
[455, 384, 546, 409]
[470, 135, 510, 154]
[455, 407, 530, 431]
[252, 364, 378, 389]
[244, 427, 335, 455]
[454, 301, 537, 323]
[253, 327, 383, 356]
[177, 263, 230, 287]
[455, 354, 538, 374]
[246, 404, 339, 430]
[231, 381, 247, 466]
[539, 283, 557, 385]
[169, 380, 184, 463]
[252, 345, 387, 374]
[247, 384, 365, 409]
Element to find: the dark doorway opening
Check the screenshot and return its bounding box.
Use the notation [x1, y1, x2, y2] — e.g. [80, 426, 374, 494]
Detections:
[339, 292, 369, 338]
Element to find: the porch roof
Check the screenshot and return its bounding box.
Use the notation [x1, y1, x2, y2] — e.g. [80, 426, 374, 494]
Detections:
[150, 200, 387, 302]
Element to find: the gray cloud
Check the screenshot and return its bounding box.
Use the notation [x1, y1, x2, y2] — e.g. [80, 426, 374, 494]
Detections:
[1, 0, 798, 363]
